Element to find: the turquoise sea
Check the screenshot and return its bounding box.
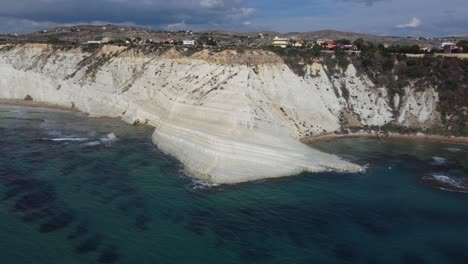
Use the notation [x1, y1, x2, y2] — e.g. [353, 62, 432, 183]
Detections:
[0, 104, 467, 264]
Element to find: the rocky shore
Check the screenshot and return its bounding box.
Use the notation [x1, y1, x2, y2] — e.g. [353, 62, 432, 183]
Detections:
[0, 44, 465, 184]
[301, 132, 468, 145]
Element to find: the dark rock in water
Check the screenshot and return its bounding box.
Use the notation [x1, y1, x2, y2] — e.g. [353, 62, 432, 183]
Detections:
[431, 240, 468, 264]
[402, 253, 426, 264]
[135, 214, 151, 231]
[160, 162, 180, 175]
[349, 207, 397, 237]
[15, 190, 57, 212]
[98, 246, 120, 264]
[3, 186, 31, 201]
[22, 206, 60, 223]
[186, 209, 214, 235]
[420, 175, 468, 193]
[39, 211, 74, 233]
[67, 222, 89, 240]
[240, 247, 274, 262]
[76, 234, 103, 254]
[118, 196, 145, 212]
[5, 178, 39, 189]
[61, 164, 80, 176]
[334, 243, 357, 262]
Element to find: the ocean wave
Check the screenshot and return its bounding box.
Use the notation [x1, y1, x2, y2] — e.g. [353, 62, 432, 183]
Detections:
[359, 164, 370, 173]
[446, 148, 463, 153]
[189, 179, 221, 190]
[430, 174, 464, 188]
[43, 137, 89, 142]
[99, 133, 118, 146]
[421, 174, 468, 193]
[81, 141, 102, 147]
[431, 157, 448, 165]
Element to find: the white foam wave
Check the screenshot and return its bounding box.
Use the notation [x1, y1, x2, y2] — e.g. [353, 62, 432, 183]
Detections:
[446, 148, 462, 153]
[431, 157, 447, 165]
[427, 174, 466, 189]
[359, 164, 370, 173]
[190, 179, 221, 190]
[82, 141, 101, 147]
[44, 137, 89, 142]
[99, 133, 118, 146]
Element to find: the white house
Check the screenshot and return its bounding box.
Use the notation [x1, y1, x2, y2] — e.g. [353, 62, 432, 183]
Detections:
[101, 37, 112, 43]
[183, 40, 195, 46]
[316, 39, 332, 46]
[272, 36, 289, 48]
[85, 40, 102, 44]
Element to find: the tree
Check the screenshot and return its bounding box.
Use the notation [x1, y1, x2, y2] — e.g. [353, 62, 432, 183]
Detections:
[353, 38, 366, 50]
[198, 35, 217, 46]
[47, 36, 60, 44]
[336, 38, 351, 45]
[457, 40, 468, 53]
[312, 44, 322, 56]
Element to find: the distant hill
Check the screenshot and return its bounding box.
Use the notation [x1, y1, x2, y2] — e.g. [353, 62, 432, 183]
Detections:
[1, 25, 466, 48]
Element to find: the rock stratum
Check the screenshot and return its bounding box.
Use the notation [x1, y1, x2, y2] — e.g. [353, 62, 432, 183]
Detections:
[0, 44, 464, 184]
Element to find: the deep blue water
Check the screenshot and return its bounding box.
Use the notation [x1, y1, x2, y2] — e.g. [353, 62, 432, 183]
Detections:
[1, 105, 468, 264]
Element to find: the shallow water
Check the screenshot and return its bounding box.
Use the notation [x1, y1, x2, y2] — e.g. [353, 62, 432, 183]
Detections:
[1, 105, 467, 264]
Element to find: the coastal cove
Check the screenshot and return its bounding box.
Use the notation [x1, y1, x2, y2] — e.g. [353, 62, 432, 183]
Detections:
[302, 132, 468, 146]
[1, 44, 467, 184]
[1, 104, 468, 264]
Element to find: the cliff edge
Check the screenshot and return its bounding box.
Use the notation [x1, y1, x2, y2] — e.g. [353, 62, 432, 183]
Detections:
[1, 44, 465, 183]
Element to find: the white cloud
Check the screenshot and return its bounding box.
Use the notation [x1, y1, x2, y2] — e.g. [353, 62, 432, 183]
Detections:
[397, 17, 422, 28]
[200, 0, 224, 8]
[166, 21, 187, 31]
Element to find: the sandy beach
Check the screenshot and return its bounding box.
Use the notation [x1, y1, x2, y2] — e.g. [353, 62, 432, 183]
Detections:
[3, 99, 467, 146]
[0, 99, 78, 111]
[301, 132, 468, 145]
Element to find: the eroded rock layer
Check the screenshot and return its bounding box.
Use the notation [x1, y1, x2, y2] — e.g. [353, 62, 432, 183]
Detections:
[0, 44, 445, 183]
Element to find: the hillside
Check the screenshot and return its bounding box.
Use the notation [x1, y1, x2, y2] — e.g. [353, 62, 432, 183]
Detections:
[0, 43, 466, 183]
[1, 25, 466, 48]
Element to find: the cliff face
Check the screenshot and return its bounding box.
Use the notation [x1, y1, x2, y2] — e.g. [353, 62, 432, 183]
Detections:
[0, 44, 450, 183]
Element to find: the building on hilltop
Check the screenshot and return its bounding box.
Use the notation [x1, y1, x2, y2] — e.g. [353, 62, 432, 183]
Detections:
[272, 36, 289, 48]
[85, 40, 102, 44]
[418, 44, 432, 53]
[164, 38, 175, 44]
[341, 44, 358, 51]
[316, 39, 332, 46]
[183, 40, 195, 46]
[440, 42, 463, 53]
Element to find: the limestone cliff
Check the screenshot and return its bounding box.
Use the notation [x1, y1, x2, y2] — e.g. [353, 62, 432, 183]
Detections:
[0, 44, 462, 183]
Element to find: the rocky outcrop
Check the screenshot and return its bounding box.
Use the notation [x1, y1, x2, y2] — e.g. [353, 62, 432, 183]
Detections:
[0, 44, 444, 183]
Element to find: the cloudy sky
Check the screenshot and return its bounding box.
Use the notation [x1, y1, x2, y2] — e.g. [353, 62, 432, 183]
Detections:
[0, 0, 467, 36]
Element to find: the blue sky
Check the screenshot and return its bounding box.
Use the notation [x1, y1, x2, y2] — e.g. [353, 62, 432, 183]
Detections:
[0, 0, 466, 36]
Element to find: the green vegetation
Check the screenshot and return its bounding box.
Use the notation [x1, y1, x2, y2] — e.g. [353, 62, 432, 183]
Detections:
[385, 44, 427, 54]
[265, 41, 466, 136]
[80, 43, 101, 53]
[265, 46, 323, 76]
[198, 35, 217, 46]
[47, 36, 61, 44]
[351, 51, 467, 136]
[335, 39, 351, 45]
[457, 40, 468, 52]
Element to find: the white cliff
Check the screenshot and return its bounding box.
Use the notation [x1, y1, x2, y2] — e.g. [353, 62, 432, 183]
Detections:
[0, 44, 441, 183]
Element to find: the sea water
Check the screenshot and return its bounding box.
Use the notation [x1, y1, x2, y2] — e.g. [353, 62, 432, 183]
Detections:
[1, 105, 467, 264]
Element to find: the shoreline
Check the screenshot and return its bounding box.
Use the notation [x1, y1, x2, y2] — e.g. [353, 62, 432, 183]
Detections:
[0, 99, 153, 128]
[0, 99, 79, 112]
[301, 132, 468, 145]
[3, 100, 467, 146]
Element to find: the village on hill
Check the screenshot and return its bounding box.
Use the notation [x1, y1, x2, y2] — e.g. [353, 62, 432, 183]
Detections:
[0, 25, 466, 54]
